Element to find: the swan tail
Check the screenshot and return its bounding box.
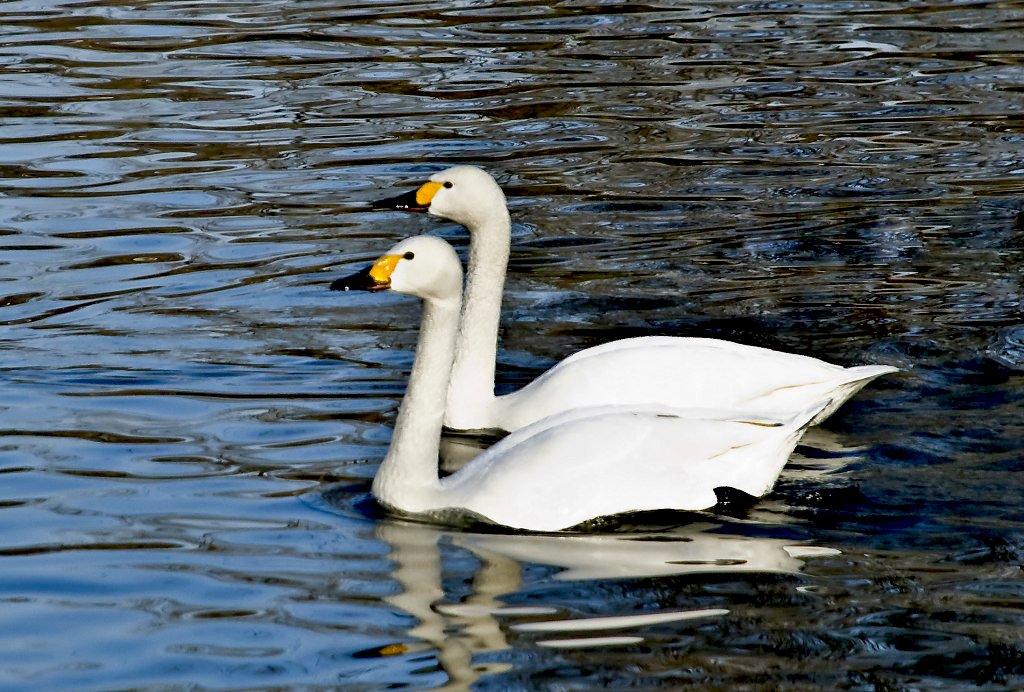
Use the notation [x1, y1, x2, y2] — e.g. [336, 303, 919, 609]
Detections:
[725, 399, 828, 499]
[840, 364, 900, 384]
[809, 364, 899, 424]
[792, 398, 835, 430]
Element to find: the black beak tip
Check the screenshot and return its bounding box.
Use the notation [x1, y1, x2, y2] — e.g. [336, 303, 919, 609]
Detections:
[330, 266, 390, 293]
[370, 189, 428, 213]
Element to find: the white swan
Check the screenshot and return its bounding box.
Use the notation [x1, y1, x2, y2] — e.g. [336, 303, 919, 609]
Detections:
[331, 235, 828, 532]
[372, 166, 898, 433]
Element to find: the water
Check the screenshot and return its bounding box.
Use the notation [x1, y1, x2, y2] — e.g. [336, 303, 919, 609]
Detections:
[2, 0, 1023, 688]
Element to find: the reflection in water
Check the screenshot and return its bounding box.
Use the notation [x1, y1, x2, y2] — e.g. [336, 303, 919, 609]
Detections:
[374, 520, 837, 687]
[455, 525, 832, 581]
[375, 523, 517, 690]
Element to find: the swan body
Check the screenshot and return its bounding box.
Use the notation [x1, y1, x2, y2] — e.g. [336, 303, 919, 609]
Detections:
[374, 166, 897, 433]
[435, 404, 819, 532]
[490, 336, 894, 431]
[331, 235, 826, 532]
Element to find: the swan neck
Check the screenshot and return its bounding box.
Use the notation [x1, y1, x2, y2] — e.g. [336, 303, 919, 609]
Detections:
[373, 295, 460, 510]
[447, 211, 511, 425]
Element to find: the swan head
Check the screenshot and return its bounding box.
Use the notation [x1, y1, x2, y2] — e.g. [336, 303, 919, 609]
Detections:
[330, 235, 463, 303]
[372, 166, 509, 232]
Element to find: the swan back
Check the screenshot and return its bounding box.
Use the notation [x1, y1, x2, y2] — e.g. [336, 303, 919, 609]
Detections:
[438, 404, 820, 532]
[493, 336, 897, 431]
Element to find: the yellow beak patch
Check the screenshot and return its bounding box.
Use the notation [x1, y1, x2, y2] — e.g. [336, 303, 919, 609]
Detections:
[415, 181, 443, 207]
[369, 254, 402, 284]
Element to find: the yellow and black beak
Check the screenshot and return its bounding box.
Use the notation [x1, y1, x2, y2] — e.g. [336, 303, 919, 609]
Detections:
[371, 181, 443, 213]
[330, 254, 402, 293]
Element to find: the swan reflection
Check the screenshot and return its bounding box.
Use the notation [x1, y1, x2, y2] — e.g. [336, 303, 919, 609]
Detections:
[370, 520, 838, 688]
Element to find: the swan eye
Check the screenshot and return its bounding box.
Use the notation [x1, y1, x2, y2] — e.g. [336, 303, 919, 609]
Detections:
[403, 251, 415, 260]
[443, 181, 453, 189]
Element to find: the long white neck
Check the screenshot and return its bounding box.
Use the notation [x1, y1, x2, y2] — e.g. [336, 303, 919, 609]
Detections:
[445, 209, 511, 428]
[373, 294, 461, 513]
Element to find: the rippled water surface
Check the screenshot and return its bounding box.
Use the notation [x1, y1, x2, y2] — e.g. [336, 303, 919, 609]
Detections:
[2, 0, 1024, 688]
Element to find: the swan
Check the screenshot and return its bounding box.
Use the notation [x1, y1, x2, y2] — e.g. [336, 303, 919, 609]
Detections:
[372, 166, 898, 433]
[330, 235, 828, 532]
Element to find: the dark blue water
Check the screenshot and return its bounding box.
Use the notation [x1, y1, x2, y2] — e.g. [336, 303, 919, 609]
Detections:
[2, 0, 1023, 688]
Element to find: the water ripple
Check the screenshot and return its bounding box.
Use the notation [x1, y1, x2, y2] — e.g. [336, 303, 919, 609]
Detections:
[1, 0, 1022, 688]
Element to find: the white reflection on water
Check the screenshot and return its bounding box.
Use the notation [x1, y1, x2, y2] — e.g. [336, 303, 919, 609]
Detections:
[455, 525, 838, 581]
[372, 520, 838, 688]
